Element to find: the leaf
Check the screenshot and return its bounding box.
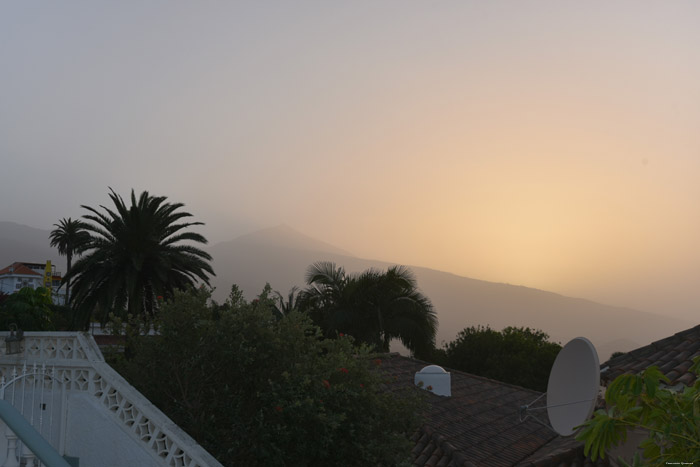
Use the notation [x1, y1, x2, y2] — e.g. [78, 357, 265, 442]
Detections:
[581, 416, 606, 460]
[644, 365, 670, 385]
[689, 356, 700, 376]
[633, 375, 643, 397]
[640, 437, 661, 460]
[645, 375, 657, 398]
[625, 406, 643, 423]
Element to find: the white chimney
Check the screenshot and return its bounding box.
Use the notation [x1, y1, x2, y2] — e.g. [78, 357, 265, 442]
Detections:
[414, 365, 451, 397]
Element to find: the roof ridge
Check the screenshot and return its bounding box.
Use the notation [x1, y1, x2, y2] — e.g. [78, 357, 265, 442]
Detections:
[0, 262, 43, 277]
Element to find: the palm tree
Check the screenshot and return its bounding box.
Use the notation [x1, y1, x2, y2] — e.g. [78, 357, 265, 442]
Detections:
[64, 188, 214, 327]
[273, 286, 300, 319]
[299, 262, 437, 356]
[49, 217, 90, 304]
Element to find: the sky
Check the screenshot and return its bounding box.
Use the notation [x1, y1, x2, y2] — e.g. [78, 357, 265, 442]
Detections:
[2, 2, 699, 320]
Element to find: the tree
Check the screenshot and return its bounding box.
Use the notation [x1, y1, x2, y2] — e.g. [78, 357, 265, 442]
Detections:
[273, 286, 300, 319]
[430, 325, 561, 391]
[576, 359, 700, 466]
[115, 286, 425, 466]
[0, 287, 54, 331]
[64, 189, 214, 327]
[299, 262, 437, 357]
[49, 217, 90, 304]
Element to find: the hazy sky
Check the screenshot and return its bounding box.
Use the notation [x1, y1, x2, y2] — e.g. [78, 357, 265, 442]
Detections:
[2, 2, 699, 320]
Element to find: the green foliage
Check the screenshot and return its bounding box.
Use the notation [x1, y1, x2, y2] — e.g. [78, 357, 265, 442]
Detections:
[273, 285, 300, 319]
[0, 287, 84, 332]
[115, 286, 424, 466]
[0, 287, 55, 331]
[430, 325, 561, 391]
[49, 304, 83, 331]
[64, 188, 214, 327]
[299, 262, 437, 357]
[576, 358, 700, 465]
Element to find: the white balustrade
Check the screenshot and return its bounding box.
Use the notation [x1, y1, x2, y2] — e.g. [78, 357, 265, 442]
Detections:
[0, 332, 222, 467]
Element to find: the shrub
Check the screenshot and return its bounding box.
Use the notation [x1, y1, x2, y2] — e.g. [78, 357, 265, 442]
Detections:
[576, 358, 700, 465]
[430, 325, 561, 391]
[115, 286, 424, 466]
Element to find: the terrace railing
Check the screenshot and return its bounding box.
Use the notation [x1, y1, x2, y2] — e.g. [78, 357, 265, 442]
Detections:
[0, 332, 222, 467]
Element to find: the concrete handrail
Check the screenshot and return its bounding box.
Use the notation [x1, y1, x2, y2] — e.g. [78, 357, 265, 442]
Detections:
[0, 400, 71, 467]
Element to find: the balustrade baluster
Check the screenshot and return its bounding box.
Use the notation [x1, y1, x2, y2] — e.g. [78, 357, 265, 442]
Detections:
[3, 431, 20, 467]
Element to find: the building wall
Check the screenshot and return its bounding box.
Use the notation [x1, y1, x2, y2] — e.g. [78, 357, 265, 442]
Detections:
[0, 274, 42, 294]
[0, 274, 67, 305]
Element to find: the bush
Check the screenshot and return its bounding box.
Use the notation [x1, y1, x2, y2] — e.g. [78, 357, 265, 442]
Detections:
[430, 325, 561, 391]
[115, 286, 424, 466]
[0, 287, 55, 331]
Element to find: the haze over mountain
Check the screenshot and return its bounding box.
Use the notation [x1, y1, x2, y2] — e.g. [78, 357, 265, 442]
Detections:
[1, 221, 693, 362]
[206, 225, 694, 361]
[4, 2, 700, 329]
[0, 222, 64, 271]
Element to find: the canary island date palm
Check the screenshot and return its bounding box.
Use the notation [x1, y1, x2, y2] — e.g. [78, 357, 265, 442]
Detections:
[49, 217, 90, 304]
[64, 189, 214, 327]
[300, 262, 437, 356]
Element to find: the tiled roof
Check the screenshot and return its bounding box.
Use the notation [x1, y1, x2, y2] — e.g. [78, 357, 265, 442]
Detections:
[602, 324, 700, 387]
[516, 435, 608, 467]
[0, 262, 42, 277]
[384, 326, 699, 465]
[378, 354, 604, 467]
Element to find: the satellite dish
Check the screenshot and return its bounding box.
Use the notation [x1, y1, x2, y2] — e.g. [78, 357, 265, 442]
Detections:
[519, 337, 600, 436]
[546, 337, 600, 436]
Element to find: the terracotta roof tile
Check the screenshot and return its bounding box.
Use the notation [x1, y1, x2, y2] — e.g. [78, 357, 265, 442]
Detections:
[0, 262, 42, 277]
[677, 372, 695, 386]
[387, 333, 700, 467]
[603, 324, 700, 386]
[658, 359, 678, 373]
[380, 354, 595, 467]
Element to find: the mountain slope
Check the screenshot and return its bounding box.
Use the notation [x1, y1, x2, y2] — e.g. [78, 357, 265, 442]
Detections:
[220, 224, 353, 256]
[2, 221, 692, 362]
[207, 226, 694, 361]
[0, 222, 64, 272]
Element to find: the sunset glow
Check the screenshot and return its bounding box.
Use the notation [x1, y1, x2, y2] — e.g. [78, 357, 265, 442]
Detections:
[2, 1, 699, 319]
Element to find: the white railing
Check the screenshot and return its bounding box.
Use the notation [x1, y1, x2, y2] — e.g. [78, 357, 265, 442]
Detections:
[0, 332, 222, 467]
[0, 400, 71, 467]
[0, 363, 67, 466]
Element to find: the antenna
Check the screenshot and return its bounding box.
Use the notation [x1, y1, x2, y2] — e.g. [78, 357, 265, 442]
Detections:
[519, 337, 600, 436]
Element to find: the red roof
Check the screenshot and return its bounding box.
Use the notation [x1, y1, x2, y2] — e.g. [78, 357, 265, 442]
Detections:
[0, 262, 43, 277]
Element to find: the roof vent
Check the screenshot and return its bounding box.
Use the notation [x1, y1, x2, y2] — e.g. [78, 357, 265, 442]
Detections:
[415, 365, 451, 397]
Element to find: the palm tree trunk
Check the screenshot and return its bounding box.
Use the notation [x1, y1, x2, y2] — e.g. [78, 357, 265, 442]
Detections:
[65, 251, 72, 305]
[376, 306, 389, 352]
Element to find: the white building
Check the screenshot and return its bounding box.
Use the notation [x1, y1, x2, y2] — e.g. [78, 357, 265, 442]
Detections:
[0, 262, 66, 306]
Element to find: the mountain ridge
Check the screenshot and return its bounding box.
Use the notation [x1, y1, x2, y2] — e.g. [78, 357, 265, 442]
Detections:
[211, 224, 353, 257]
[0, 221, 65, 272]
[205, 225, 694, 361]
[1, 221, 692, 361]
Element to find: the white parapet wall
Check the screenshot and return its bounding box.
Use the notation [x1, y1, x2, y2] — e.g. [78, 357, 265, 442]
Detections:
[0, 332, 223, 467]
